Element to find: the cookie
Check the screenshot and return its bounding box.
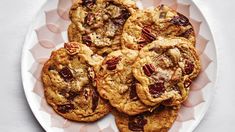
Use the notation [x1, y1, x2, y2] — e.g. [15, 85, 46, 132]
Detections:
[69, 0, 137, 56]
[96, 49, 154, 115]
[121, 5, 195, 50]
[132, 37, 200, 106]
[114, 105, 180, 132]
[41, 42, 110, 122]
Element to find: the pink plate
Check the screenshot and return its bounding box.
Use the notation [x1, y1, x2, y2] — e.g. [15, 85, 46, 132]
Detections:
[21, 0, 218, 131]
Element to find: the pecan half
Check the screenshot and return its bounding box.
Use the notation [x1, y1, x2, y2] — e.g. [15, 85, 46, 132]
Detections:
[141, 27, 156, 43]
[57, 104, 74, 114]
[128, 115, 147, 131]
[82, 35, 92, 46]
[106, 57, 121, 70]
[179, 28, 193, 38]
[64, 42, 79, 55]
[59, 67, 74, 82]
[143, 64, 156, 77]
[85, 13, 95, 26]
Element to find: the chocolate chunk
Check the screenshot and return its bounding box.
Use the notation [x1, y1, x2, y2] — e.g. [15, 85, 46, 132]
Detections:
[149, 81, 165, 95]
[128, 115, 147, 131]
[85, 13, 95, 26]
[141, 27, 156, 43]
[91, 90, 99, 112]
[184, 78, 192, 88]
[67, 91, 79, 100]
[82, 35, 92, 46]
[129, 80, 138, 100]
[170, 13, 190, 26]
[48, 65, 56, 71]
[143, 64, 156, 77]
[82, 0, 96, 9]
[184, 60, 194, 75]
[57, 104, 74, 114]
[59, 67, 74, 82]
[112, 9, 131, 25]
[106, 57, 121, 70]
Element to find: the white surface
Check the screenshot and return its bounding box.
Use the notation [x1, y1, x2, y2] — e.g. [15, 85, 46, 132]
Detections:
[0, 0, 234, 132]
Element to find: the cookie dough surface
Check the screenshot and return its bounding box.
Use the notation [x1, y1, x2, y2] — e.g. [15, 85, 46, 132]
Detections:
[69, 0, 137, 56]
[41, 42, 110, 122]
[115, 105, 180, 132]
[96, 49, 154, 115]
[132, 37, 200, 106]
[121, 5, 195, 50]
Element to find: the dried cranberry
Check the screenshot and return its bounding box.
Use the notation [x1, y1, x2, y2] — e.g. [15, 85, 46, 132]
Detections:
[170, 13, 190, 26]
[82, 35, 92, 46]
[149, 82, 165, 95]
[106, 57, 121, 70]
[82, 0, 96, 9]
[179, 28, 193, 38]
[91, 90, 99, 112]
[59, 67, 74, 82]
[128, 115, 147, 131]
[143, 64, 156, 77]
[57, 104, 74, 113]
[184, 60, 194, 75]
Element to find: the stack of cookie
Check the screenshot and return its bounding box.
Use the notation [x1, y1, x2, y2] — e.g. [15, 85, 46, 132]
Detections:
[41, 0, 201, 131]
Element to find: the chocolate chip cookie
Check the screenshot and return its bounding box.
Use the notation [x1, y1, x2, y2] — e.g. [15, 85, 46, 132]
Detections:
[114, 105, 180, 132]
[132, 37, 200, 106]
[41, 42, 110, 122]
[121, 5, 195, 50]
[69, 0, 137, 56]
[96, 49, 154, 115]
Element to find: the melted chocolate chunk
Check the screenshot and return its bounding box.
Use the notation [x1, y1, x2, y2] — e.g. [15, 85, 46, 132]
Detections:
[149, 81, 165, 96]
[184, 78, 192, 88]
[129, 80, 138, 100]
[82, 35, 92, 46]
[59, 67, 74, 82]
[128, 115, 147, 131]
[57, 104, 74, 114]
[91, 90, 99, 112]
[184, 60, 194, 75]
[48, 65, 56, 71]
[112, 9, 131, 25]
[170, 13, 190, 26]
[82, 0, 96, 9]
[67, 91, 79, 100]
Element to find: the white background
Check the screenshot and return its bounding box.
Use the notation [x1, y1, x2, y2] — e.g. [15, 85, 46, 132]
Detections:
[0, 0, 234, 131]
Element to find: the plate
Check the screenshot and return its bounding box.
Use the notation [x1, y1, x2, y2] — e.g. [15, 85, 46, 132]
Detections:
[21, 0, 217, 131]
